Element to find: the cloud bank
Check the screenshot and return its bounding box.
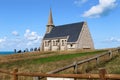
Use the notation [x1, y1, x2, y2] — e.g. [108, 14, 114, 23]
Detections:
[0, 37, 6, 43]
[0, 29, 42, 51]
[24, 29, 42, 46]
[82, 0, 117, 18]
[105, 37, 120, 43]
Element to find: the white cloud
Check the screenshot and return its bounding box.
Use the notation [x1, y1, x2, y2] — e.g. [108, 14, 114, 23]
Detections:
[0, 29, 42, 51]
[24, 29, 41, 41]
[24, 29, 42, 47]
[0, 37, 23, 50]
[0, 37, 7, 43]
[105, 37, 120, 43]
[12, 31, 19, 36]
[74, 0, 88, 6]
[109, 37, 120, 42]
[0, 37, 9, 49]
[82, 0, 117, 18]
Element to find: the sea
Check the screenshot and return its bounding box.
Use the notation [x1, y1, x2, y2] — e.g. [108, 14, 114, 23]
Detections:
[0, 51, 14, 55]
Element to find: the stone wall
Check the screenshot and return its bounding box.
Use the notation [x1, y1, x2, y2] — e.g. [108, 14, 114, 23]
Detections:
[76, 22, 94, 50]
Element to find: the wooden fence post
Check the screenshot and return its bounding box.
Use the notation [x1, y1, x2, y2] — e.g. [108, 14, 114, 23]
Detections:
[73, 61, 78, 74]
[109, 50, 112, 60]
[73, 61, 78, 80]
[99, 68, 107, 80]
[13, 68, 18, 80]
[96, 57, 99, 65]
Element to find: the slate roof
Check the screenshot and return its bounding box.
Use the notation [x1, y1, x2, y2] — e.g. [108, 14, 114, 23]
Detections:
[44, 22, 84, 42]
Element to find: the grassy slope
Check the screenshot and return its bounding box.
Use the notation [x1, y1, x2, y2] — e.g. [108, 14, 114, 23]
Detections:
[1, 50, 116, 80]
[100, 53, 120, 74]
[0, 50, 106, 69]
[90, 52, 120, 74]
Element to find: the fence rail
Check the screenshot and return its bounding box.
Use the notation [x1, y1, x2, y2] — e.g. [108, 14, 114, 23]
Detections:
[48, 49, 119, 74]
[0, 68, 120, 80]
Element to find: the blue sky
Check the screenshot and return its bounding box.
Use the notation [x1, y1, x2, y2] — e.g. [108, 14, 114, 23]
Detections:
[0, 0, 120, 51]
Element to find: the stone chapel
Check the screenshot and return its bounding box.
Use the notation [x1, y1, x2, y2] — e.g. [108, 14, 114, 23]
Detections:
[40, 9, 94, 51]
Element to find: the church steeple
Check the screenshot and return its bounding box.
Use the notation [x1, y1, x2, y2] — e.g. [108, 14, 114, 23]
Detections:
[46, 8, 55, 33]
[47, 8, 54, 26]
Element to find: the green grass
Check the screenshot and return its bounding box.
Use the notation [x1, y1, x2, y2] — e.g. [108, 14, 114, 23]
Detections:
[104, 54, 120, 74]
[89, 52, 120, 74]
[0, 50, 109, 80]
[0, 50, 106, 68]
[31, 50, 106, 64]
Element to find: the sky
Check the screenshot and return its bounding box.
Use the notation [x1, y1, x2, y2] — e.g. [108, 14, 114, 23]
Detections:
[0, 0, 120, 51]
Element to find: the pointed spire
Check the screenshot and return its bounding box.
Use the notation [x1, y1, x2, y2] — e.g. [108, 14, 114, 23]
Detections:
[47, 8, 54, 26]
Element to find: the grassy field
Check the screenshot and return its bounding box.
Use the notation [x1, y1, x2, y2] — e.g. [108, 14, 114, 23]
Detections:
[0, 50, 107, 71]
[89, 50, 120, 74]
[0, 49, 111, 80]
[89, 51, 120, 74]
[105, 54, 120, 74]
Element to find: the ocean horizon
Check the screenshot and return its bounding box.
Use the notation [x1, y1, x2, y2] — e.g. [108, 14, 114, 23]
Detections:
[0, 51, 14, 55]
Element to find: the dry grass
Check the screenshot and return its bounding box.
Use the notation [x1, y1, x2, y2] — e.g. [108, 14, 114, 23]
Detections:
[0, 49, 108, 80]
[0, 54, 101, 80]
[89, 52, 120, 74]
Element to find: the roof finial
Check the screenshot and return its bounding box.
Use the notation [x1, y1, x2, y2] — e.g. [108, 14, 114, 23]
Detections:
[47, 8, 54, 26]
